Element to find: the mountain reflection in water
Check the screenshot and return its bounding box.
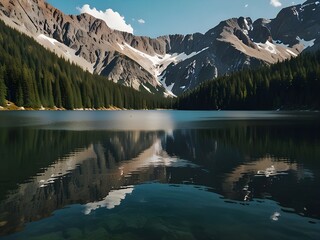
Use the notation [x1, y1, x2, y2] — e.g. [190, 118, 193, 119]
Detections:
[0, 111, 319, 239]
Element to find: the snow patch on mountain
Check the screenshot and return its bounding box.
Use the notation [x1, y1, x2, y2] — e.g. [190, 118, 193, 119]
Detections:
[166, 82, 175, 93]
[256, 41, 279, 54]
[296, 36, 316, 50]
[185, 60, 197, 79]
[38, 34, 58, 45]
[286, 49, 298, 56]
[117, 43, 208, 95]
[292, 7, 300, 21]
[243, 18, 252, 34]
[274, 40, 289, 48]
[142, 84, 152, 93]
[158, 74, 176, 97]
[37, 34, 94, 73]
[119, 43, 209, 78]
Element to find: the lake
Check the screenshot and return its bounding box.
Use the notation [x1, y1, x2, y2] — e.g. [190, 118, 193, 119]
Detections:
[0, 111, 319, 240]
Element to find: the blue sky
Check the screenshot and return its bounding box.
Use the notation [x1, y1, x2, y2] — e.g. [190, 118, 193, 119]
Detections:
[46, 0, 304, 37]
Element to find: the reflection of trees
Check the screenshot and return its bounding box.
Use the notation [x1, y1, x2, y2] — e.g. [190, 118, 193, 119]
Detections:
[0, 128, 163, 200]
[0, 128, 91, 200]
[0, 128, 164, 235]
[163, 122, 320, 171]
[0, 121, 319, 235]
[162, 122, 320, 219]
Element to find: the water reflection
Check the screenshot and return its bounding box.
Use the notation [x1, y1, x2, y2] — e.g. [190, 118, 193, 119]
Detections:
[0, 111, 176, 130]
[162, 126, 320, 219]
[0, 112, 319, 238]
[0, 129, 167, 235]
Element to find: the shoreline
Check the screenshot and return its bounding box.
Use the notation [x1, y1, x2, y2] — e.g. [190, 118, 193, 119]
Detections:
[0, 101, 124, 111]
[1, 101, 318, 112]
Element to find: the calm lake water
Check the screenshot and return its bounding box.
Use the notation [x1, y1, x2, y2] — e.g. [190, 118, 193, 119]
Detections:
[0, 111, 319, 240]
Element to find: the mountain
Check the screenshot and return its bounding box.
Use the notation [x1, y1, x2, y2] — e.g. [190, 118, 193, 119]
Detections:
[0, 20, 171, 109]
[176, 50, 320, 110]
[0, 0, 319, 96]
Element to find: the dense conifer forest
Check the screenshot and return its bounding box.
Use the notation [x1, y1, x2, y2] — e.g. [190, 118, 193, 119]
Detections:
[176, 51, 320, 110]
[0, 20, 171, 109]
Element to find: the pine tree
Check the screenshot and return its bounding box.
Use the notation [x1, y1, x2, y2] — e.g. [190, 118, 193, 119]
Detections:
[0, 66, 6, 106]
[16, 84, 24, 107]
[53, 79, 62, 108]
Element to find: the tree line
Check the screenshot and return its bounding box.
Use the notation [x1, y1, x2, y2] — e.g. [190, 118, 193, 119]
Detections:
[176, 51, 320, 110]
[0, 20, 171, 109]
[1, 18, 320, 111]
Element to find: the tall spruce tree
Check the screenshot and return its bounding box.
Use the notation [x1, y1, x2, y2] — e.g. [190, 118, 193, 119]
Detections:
[0, 66, 6, 106]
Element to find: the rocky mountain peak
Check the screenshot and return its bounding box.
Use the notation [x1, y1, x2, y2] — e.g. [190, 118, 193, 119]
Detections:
[237, 17, 253, 31]
[250, 18, 272, 43]
[269, 0, 320, 49]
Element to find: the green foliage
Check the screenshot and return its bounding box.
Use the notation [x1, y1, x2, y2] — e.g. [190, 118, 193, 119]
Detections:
[0, 66, 6, 106]
[176, 51, 320, 110]
[0, 20, 170, 109]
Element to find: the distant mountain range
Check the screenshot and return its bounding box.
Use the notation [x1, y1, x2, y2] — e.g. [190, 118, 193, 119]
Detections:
[0, 0, 319, 96]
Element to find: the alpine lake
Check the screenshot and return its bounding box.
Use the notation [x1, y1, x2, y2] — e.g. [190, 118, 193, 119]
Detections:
[0, 110, 319, 240]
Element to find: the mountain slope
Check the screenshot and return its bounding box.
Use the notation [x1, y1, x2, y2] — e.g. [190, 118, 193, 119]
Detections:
[0, 0, 319, 96]
[176, 51, 320, 110]
[0, 20, 170, 109]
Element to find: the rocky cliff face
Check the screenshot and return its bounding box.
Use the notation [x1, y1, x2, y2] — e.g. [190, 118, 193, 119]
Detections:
[270, 0, 320, 50]
[0, 0, 319, 96]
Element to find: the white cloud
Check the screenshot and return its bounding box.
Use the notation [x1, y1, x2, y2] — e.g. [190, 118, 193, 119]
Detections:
[245, 4, 249, 8]
[77, 4, 133, 34]
[270, 0, 282, 7]
[138, 19, 145, 24]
